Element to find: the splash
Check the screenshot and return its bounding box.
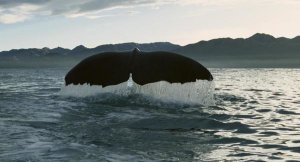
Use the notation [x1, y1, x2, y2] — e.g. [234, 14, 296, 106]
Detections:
[60, 78, 215, 106]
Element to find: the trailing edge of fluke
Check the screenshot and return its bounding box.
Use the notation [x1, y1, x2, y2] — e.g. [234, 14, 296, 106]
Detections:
[65, 48, 213, 87]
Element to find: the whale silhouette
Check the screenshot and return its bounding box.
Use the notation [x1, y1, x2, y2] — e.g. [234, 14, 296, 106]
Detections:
[65, 48, 213, 87]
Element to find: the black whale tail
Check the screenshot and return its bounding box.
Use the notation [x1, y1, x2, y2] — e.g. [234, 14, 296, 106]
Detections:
[65, 48, 213, 87]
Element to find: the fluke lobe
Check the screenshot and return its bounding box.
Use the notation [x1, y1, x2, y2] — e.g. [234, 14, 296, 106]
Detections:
[65, 48, 213, 87]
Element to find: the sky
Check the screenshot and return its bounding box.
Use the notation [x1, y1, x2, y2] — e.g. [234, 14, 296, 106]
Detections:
[0, 0, 300, 51]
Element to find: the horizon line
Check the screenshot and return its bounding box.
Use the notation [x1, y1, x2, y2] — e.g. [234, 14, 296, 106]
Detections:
[1, 33, 299, 52]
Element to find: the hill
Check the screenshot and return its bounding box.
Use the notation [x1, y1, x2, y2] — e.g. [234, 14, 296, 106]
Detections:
[176, 33, 300, 67]
[0, 42, 180, 67]
[1, 33, 300, 68]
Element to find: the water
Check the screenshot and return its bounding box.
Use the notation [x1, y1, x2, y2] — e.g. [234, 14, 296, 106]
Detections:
[0, 68, 300, 161]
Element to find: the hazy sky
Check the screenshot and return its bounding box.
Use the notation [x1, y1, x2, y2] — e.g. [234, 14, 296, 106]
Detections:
[0, 0, 300, 51]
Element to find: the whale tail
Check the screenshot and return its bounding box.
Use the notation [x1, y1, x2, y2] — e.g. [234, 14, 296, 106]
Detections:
[65, 49, 213, 87]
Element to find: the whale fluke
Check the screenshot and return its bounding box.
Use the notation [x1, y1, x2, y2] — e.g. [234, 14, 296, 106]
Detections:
[65, 48, 213, 87]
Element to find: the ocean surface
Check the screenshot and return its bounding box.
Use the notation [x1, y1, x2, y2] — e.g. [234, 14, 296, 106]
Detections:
[0, 68, 300, 161]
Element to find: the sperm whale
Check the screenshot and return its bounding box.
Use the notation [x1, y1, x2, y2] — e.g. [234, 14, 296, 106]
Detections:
[65, 48, 213, 87]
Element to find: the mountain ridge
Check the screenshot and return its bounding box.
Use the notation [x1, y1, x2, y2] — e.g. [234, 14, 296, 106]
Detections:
[0, 42, 180, 56]
[1, 33, 300, 68]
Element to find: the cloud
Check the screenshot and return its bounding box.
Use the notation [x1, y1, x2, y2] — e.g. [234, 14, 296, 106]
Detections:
[0, 0, 49, 7]
[0, 13, 28, 24]
[1, 0, 299, 24]
[60, 0, 158, 19]
[0, 3, 40, 24]
[0, 0, 164, 24]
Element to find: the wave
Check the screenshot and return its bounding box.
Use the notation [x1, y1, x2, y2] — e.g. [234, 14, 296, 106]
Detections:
[59, 79, 215, 106]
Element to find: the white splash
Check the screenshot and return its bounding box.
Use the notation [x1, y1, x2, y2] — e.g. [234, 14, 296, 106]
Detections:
[60, 77, 215, 105]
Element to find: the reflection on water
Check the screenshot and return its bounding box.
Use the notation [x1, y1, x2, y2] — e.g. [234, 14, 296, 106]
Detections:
[0, 68, 300, 161]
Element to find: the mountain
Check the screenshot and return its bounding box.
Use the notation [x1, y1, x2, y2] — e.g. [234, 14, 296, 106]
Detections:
[176, 33, 300, 67]
[177, 33, 300, 58]
[0, 42, 181, 67]
[1, 33, 300, 67]
[67, 42, 181, 56]
[0, 42, 180, 57]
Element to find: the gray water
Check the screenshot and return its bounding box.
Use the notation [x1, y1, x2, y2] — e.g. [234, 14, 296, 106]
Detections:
[0, 68, 300, 161]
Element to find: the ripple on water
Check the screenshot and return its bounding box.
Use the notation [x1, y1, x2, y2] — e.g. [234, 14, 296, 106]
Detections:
[1, 68, 300, 161]
[276, 109, 299, 115]
[129, 117, 256, 134]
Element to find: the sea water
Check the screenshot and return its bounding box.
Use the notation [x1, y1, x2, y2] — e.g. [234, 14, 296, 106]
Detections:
[0, 68, 300, 161]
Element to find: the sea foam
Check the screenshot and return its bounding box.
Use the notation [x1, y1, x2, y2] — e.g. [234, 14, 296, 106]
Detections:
[59, 77, 215, 105]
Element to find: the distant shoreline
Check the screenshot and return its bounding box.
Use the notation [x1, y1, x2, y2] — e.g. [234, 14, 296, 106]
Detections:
[1, 33, 299, 68]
